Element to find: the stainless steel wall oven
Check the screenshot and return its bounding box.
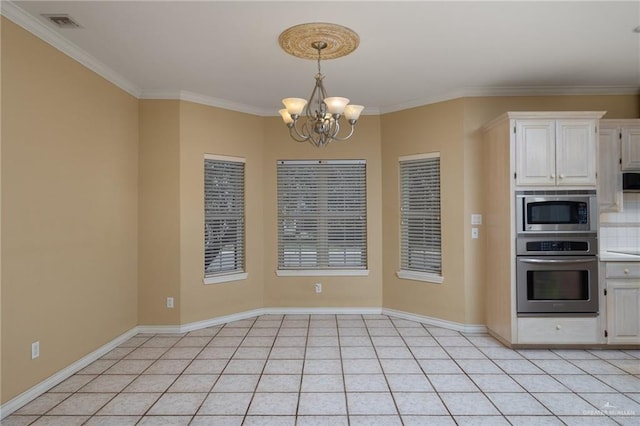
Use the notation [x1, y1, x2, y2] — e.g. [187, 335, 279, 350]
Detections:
[516, 190, 599, 316]
[516, 235, 598, 315]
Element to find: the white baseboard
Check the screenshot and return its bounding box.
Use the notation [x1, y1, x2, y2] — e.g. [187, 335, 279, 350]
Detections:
[382, 308, 487, 334]
[264, 307, 384, 316]
[1, 306, 484, 419]
[138, 307, 385, 334]
[0, 327, 139, 420]
[175, 308, 267, 334]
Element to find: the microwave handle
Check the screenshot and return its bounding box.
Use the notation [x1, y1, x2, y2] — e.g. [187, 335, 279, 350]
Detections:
[519, 258, 595, 264]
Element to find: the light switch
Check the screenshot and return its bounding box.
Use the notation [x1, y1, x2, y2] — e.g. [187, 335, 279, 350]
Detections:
[471, 214, 482, 225]
[472, 228, 479, 239]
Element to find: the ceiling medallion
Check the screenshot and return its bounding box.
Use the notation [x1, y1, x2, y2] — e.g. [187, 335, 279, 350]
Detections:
[278, 23, 364, 148]
[278, 22, 359, 60]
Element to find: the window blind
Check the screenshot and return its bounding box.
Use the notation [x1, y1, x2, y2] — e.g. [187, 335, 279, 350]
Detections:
[277, 160, 367, 270]
[399, 154, 442, 275]
[204, 156, 245, 278]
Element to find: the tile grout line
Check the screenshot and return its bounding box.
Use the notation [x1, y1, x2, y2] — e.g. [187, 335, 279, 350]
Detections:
[134, 324, 223, 423]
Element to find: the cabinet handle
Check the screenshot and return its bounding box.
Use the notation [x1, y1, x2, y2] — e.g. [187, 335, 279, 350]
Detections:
[551, 173, 556, 178]
[624, 268, 629, 274]
[559, 174, 565, 179]
[556, 325, 561, 330]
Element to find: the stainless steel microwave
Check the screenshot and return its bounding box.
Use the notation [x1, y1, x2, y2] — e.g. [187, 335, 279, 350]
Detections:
[516, 191, 597, 234]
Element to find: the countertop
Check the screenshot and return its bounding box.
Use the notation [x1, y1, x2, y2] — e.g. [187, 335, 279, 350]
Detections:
[600, 249, 640, 262]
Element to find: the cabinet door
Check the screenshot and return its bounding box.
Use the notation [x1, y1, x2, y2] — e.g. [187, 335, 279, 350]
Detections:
[598, 128, 622, 212]
[621, 126, 640, 170]
[606, 280, 640, 344]
[555, 120, 597, 186]
[515, 120, 556, 186]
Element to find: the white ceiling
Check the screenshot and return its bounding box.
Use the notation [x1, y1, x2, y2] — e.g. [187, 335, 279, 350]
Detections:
[5, 1, 640, 116]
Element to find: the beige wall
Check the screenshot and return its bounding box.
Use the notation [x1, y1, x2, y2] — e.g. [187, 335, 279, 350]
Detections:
[380, 95, 639, 327]
[261, 116, 384, 308]
[1, 19, 139, 402]
[381, 99, 469, 323]
[178, 101, 264, 323]
[138, 100, 181, 325]
[2, 11, 639, 407]
[463, 95, 640, 327]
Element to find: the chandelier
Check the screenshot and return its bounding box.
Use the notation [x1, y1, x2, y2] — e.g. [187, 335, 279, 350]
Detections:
[278, 23, 364, 148]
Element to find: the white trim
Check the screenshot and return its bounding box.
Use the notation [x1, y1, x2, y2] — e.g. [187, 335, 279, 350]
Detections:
[204, 272, 248, 285]
[505, 111, 606, 120]
[396, 270, 444, 284]
[264, 307, 383, 316]
[278, 159, 366, 166]
[382, 308, 487, 334]
[138, 309, 267, 335]
[379, 86, 640, 114]
[0, 1, 636, 117]
[276, 269, 370, 277]
[135, 324, 183, 335]
[399, 152, 440, 162]
[204, 154, 246, 164]
[138, 308, 386, 335]
[141, 90, 274, 117]
[0, 1, 141, 98]
[0, 327, 139, 420]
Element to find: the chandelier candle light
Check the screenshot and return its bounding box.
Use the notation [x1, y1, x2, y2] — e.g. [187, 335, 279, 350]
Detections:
[278, 23, 364, 148]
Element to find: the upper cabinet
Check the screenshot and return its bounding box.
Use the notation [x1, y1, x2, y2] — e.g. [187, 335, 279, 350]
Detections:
[621, 124, 640, 171]
[599, 119, 640, 212]
[515, 118, 598, 187]
[598, 125, 623, 212]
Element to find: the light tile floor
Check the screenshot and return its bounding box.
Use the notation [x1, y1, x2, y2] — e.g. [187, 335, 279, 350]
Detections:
[3, 314, 640, 425]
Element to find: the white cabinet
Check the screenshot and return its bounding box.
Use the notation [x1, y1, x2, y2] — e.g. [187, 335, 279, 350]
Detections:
[605, 262, 640, 344]
[518, 317, 599, 344]
[515, 120, 555, 186]
[482, 111, 605, 347]
[598, 126, 623, 212]
[621, 125, 640, 171]
[515, 119, 597, 187]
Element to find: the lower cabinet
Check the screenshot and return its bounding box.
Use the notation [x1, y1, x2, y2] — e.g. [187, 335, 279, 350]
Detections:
[605, 263, 640, 344]
[517, 317, 599, 344]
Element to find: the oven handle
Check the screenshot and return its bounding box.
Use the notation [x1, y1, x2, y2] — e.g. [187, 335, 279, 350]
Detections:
[519, 258, 596, 264]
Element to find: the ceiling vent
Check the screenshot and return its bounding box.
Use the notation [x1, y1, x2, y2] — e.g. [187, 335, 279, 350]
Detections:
[42, 14, 82, 29]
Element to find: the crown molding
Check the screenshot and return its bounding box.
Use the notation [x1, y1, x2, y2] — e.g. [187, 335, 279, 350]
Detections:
[141, 90, 382, 117]
[2, 0, 637, 117]
[140, 90, 275, 117]
[379, 85, 640, 114]
[1, 0, 142, 98]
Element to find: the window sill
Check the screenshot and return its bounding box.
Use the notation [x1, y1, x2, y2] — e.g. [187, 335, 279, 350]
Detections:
[204, 272, 248, 285]
[276, 269, 370, 277]
[396, 270, 443, 284]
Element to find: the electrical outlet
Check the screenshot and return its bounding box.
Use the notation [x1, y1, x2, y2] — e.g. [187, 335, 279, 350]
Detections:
[166, 297, 174, 308]
[315, 283, 322, 293]
[31, 341, 40, 359]
[471, 228, 479, 239]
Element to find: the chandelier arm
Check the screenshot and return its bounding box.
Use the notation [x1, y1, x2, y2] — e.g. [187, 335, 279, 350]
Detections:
[327, 121, 357, 141]
[286, 122, 311, 143]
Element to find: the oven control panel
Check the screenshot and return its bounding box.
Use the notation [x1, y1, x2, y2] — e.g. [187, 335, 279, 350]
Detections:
[526, 240, 590, 252]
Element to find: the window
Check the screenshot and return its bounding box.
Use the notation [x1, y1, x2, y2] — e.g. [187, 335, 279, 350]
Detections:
[204, 154, 246, 284]
[398, 153, 443, 283]
[277, 160, 368, 275]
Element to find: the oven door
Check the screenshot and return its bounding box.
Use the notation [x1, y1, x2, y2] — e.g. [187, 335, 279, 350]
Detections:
[516, 256, 598, 315]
